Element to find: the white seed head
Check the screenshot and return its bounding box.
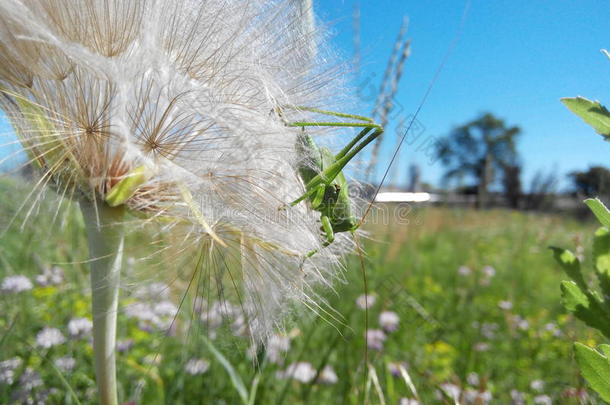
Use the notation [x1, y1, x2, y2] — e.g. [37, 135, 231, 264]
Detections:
[0, 0, 354, 340]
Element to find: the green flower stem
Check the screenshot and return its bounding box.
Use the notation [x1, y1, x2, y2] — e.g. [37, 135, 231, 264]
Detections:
[81, 200, 125, 405]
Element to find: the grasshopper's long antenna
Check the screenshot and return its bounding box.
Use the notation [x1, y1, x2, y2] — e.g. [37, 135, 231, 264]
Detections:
[358, 0, 472, 228]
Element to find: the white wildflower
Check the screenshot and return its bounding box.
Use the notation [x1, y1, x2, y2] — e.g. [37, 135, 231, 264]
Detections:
[534, 394, 552, 405]
[278, 362, 316, 384]
[356, 294, 376, 310]
[466, 372, 480, 386]
[513, 315, 529, 331]
[510, 389, 525, 405]
[530, 379, 545, 392]
[481, 322, 498, 339]
[317, 365, 338, 385]
[399, 399, 420, 405]
[439, 383, 461, 402]
[464, 389, 492, 404]
[1, 275, 33, 293]
[153, 301, 178, 318]
[0, 0, 353, 340]
[36, 327, 66, 348]
[19, 367, 43, 391]
[482, 266, 496, 278]
[544, 322, 561, 336]
[35, 266, 64, 286]
[0, 357, 22, 385]
[379, 311, 400, 333]
[265, 334, 291, 364]
[185, 358, 210, 376]
[366, 329, 387, 351]
[133, 283, 170, 301]
[458, 266, 472, 276]
[474, 342, 490, 352]
[67, 317, 93, 338]
[498, 300, 513, 310]
[54, 356, 76, 373]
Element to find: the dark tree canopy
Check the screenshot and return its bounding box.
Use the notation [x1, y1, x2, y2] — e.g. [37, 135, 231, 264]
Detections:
[436, 113, 521, 207]
[570, 166, 610, 197]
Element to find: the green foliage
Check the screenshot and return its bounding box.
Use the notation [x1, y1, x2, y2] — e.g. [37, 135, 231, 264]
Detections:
[560, 77, 610, 401]
[585, 198, 610, 229]
[574, 342, 610, 402]
[561, 97, 610, 141]
[553, 208, 610, 400]
[0, 182, 597, 403]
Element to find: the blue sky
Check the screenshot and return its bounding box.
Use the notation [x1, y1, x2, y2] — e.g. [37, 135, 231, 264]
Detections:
[1, 1, 609, 189]
[316, 0, 610, 189]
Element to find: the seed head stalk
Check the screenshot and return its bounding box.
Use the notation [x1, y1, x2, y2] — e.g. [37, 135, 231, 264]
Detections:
[81, 200, 125, 405]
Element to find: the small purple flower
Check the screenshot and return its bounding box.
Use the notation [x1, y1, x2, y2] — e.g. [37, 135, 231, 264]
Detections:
[54, 356, 76, 373]
[439, 383, 461, 402]
[185, 358, 210, 375]
[498, 300, 513, 310]
[116, 339, 135, 353]
[533, 394, 552, 405]
[464, 389, 492, 404]
[530, 379, 545, 392]
[467, 372, 479, 386]
[317, 365, 338, 385]
[458, 266, 472, 276]
[265, 334, 290, 364]
[0, 357, 22, 385]
[365, 329, 386, 351]
[511, 389, 525, 405]
[474, 342, 490, 352]
[68, 317, 93, 338]
[36, 327, 66, 348]
[278, 362, 316, 383]
[356, 294, 376, 310]
[387, 361, 409, 377]
[379, 311, 400, 333]
[35, 266, 64, 286]
[482, 266, 496, 278]
[1, 275, 33, 293]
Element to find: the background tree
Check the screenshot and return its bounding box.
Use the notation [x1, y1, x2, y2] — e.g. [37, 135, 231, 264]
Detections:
[502, 163, 522, 209]
[436, 113, 521, 208]
[570, 166, 610, 199]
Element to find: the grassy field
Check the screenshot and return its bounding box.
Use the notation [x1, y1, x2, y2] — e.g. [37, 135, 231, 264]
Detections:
[0, 178, 602, 404]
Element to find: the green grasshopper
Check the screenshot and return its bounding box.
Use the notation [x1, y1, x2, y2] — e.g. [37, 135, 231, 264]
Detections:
[280, 106, 383, 256]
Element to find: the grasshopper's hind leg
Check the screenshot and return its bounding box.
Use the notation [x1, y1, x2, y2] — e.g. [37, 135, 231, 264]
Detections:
[320, 215, 335, 246]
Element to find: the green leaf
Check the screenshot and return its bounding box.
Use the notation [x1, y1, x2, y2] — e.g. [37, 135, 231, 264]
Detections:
[574, 342, 610, 402]
[600, 344, 610, 358]
[202, 335, 249, 405]
[105, 166, 148, 207]
[585, 198, 610, 228]
[593, 227, 610, 297]
[561, 97, 610, 140]
[561, 281, 610, 339]
[550, 247, 586, 288]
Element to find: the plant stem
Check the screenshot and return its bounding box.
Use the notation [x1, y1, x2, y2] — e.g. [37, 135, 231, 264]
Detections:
[81, 200, 125, 405]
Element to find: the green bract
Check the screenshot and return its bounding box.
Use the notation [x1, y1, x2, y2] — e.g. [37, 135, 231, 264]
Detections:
[561, 97, 610, 140]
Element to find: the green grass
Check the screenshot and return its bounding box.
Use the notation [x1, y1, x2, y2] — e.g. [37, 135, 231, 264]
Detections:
[0, 177, 602, 404]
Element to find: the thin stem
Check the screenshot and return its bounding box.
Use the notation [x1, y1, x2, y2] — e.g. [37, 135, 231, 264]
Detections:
[80, 200, 125, 405]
